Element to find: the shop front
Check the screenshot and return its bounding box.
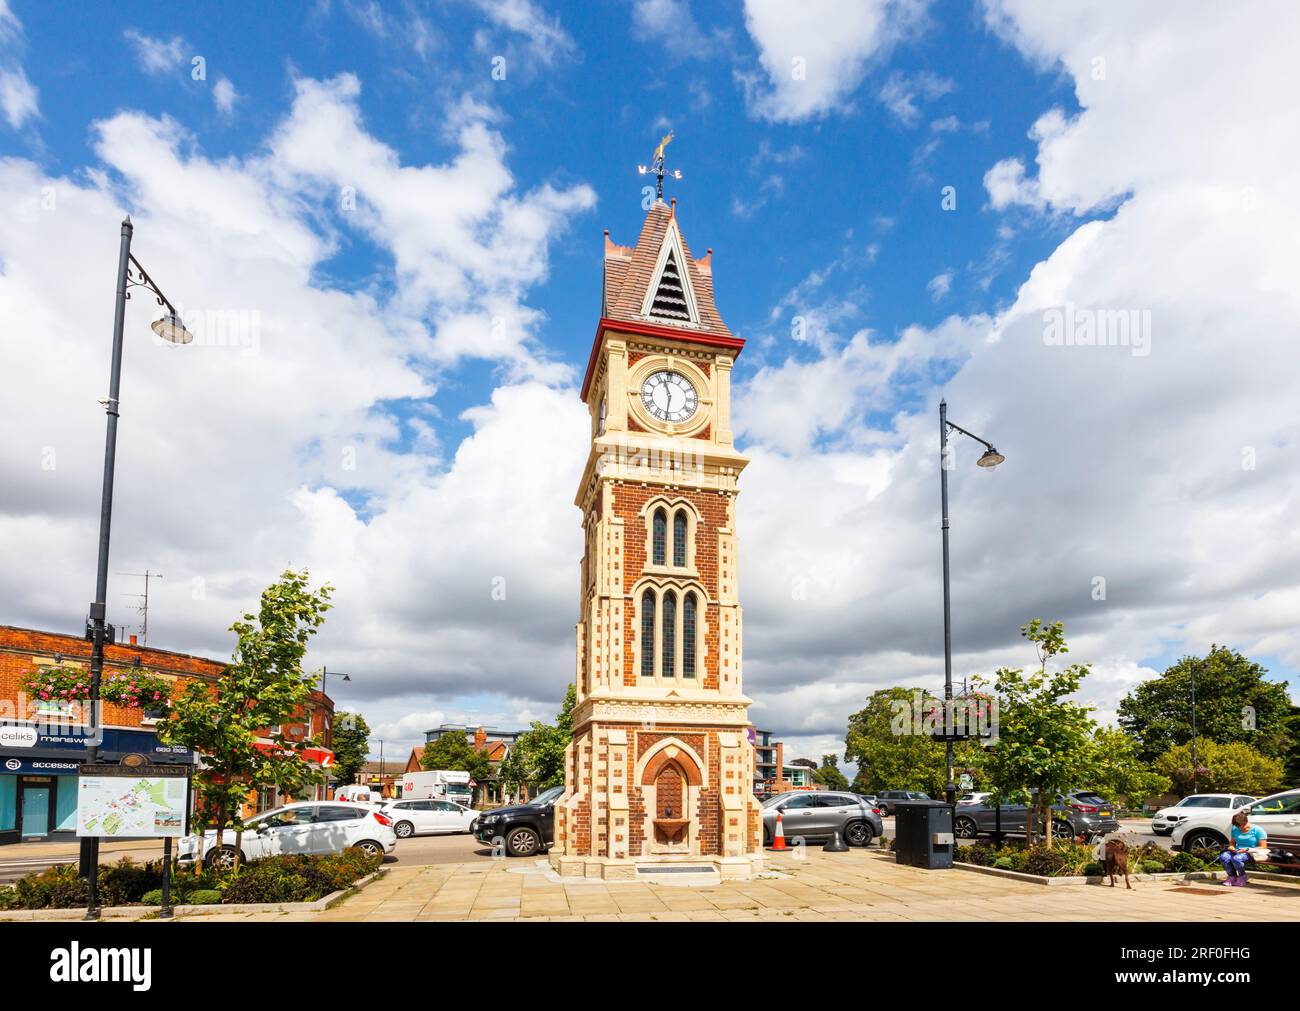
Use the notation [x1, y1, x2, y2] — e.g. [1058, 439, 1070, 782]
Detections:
[0, 725, 193, 844]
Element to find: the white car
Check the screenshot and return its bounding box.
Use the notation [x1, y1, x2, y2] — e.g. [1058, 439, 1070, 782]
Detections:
[381, 798, 477, 838]
[177, 801, 397, 869]
[1171, 788, 1300, 860]
[1150, 793, 1257, 836]
[958, 792, 992, 806]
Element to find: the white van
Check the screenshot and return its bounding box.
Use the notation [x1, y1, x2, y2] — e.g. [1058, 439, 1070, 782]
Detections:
[334, 784, 382, 804]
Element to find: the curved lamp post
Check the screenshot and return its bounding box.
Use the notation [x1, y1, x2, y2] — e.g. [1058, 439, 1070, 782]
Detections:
[939, 399, 1004, 804]
[82, 217, 192, 920]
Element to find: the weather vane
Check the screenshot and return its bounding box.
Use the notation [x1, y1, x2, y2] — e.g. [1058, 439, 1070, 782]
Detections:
[638, 130, 682, 201]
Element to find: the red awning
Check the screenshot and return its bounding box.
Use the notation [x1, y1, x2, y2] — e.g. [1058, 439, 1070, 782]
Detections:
[253, 741, 334, 767]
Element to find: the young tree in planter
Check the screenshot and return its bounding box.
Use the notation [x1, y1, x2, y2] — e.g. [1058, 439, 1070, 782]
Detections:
[331, 711, 373, 787]
[157, 569, 333, 871]
[978, 620, 1098, 846]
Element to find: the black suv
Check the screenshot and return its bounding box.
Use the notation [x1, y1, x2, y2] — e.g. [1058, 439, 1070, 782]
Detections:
[473, 785, 564, 857]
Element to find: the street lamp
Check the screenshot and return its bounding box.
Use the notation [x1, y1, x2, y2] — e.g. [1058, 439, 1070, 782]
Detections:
[939, 399, 1004, 805]
[319, 667, 352, 799]
[82, 217, 192, 920]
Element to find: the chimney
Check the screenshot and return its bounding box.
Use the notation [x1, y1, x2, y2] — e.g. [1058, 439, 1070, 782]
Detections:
[128, 634, 138, 646]
[474, 726, 487, 752]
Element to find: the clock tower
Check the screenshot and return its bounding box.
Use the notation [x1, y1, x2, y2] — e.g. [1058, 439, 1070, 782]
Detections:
[551, 183, 764, 879]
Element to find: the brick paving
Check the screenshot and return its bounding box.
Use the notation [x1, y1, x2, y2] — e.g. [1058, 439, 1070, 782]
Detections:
[185, 849, 1300, 923]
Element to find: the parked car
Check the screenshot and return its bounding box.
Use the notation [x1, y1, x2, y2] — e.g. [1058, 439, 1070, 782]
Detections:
[177, 801, 397, 869]
[473, 785, 565, 857]
[874, 790, 931, 815]
[381, 798, 477, 838]
[1150, 793, 1257, 836]
[952, 792, 1120, 841]
[762, 791, 883, 847]
[957, 792, 992, 806]
[855, 793, 880, 809]
[1171, 788, 1300, 859]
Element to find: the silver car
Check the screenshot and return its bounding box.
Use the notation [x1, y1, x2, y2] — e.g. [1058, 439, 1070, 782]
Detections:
[762, 791, 883, 847]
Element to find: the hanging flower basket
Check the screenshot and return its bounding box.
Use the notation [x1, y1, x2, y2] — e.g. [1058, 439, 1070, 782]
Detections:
[23, 666, 92, 705]
[102, 671, 172, 711]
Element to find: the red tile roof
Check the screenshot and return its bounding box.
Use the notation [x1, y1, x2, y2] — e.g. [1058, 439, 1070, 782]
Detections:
[582, 199, 743, 402]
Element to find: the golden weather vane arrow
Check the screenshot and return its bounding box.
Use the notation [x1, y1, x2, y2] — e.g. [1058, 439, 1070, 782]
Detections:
[638, 130, 682, 201]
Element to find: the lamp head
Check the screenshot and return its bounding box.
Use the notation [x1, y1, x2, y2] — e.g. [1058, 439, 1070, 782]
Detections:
[977, 448, 1005, 468]
[151, 313, 193, 345]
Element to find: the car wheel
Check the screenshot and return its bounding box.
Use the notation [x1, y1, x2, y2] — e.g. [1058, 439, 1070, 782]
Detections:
[1052, 821, 1076, 842]
[954, 816, 978, 839]
[394, 821, 415, 839]
[204, 845, 241, 871]
[844, 820, 872, 847]
[1183, 829, 1227, 852]
[505, 826, 541, 857]
[353, 839, 384, 858]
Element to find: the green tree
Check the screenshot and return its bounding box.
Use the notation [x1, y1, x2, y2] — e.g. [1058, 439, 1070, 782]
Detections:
[420, 731, 492, 783]
[844, 687, 985, 795]
[1117, 645, 1293, 762]
[1152, 739, 1285, 796]
[813, 754, 850, 791]
[330, 711, 372, 787]
[977, 620, 1098, 846]
[499, 684, 576, 795]
[158, 569, 333, 870]
[1087, 726, 1170, 808]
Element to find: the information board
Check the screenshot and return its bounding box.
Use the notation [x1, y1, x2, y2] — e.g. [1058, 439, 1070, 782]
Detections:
[76, 764, 189, 838]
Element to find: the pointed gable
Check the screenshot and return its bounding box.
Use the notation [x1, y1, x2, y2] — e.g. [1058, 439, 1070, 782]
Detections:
[585, 198, 743, 402]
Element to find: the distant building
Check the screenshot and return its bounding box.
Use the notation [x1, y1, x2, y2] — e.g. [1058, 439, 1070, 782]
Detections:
[408, 724, 525, 806]
[751, 729, 817, 794]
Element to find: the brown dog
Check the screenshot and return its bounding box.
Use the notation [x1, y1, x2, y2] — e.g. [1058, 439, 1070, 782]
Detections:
[1103, 837, 1131, 889]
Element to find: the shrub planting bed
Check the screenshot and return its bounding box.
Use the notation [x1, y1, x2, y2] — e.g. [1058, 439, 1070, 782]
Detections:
[0, 849, 382, 911]
[955, 839, 1216, 877]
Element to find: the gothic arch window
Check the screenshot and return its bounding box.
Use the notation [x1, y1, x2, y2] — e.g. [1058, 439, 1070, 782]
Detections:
[662, 590, 677, 677]
[683, 592, 697, 678]
[641, 589, 656, 678]
[673, 510, 688, 567]
[652, 508, 667, 566]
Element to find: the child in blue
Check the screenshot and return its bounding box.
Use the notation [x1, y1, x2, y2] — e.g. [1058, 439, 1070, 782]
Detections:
[1220, 810, 1267, 885]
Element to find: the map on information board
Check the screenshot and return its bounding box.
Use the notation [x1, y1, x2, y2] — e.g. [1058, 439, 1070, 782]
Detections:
[77, 774, 188, 838]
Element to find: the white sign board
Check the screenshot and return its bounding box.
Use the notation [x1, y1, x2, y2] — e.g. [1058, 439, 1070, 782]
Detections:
[77, 770, 188, 838]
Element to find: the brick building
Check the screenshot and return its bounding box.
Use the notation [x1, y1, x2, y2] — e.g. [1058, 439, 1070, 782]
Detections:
[0, 625, 333, 843]
[550, 188, 763, 879]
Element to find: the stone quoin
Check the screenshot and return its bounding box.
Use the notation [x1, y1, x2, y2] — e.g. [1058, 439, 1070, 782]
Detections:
[550, 190, 764, 879]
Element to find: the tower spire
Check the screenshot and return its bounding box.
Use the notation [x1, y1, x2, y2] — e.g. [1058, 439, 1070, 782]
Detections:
[638, 130, 682, 201]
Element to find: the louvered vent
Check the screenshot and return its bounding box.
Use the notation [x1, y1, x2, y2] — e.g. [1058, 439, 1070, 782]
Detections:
[649, 250, 692, 321]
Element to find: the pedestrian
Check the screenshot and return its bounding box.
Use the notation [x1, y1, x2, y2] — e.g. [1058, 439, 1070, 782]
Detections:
[1219, 810, 1269, 886]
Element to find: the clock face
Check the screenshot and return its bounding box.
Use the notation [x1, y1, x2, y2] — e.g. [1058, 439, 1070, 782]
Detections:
[640, 370, 698, 423]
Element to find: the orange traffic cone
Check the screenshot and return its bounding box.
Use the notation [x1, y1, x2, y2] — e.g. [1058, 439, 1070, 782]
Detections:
[772, 811, 787, 850]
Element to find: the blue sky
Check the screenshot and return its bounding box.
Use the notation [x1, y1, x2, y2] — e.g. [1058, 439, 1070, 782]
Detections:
[2, 1, 1296, 765]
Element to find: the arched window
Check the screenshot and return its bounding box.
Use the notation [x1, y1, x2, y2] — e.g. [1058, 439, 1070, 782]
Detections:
[641, 590, 656, 678]
[673, 510, 687, 567]
[652, 509, 667, 566]
[662, 591, 677, 677]
[683, 592, 697, 678]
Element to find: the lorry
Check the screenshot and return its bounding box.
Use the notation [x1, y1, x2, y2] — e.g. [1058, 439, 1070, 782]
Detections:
[401, 770, 474, 808]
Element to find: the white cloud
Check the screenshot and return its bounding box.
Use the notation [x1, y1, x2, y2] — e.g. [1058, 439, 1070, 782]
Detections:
[983, 156, 1043, 211]
[212, 76, 238, 118]
[739, 0, 930, 122]
[728, 0, 1300, 761]
[0, 0, 36, 128]
[466, 0, 574, 66]
[0, 75, 594, 734]
[632, 0, 711, 59]
[0, 66, 35, 127]
[878, 69, 953, 127]
[927, 270, 952, 300]
[122, 29, 188, 76]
